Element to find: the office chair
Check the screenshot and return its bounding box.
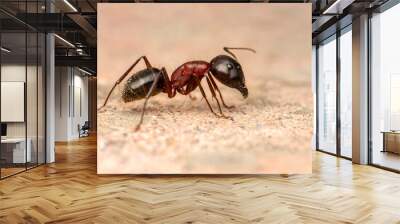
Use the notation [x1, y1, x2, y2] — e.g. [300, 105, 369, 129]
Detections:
[79, 121, 90, 138]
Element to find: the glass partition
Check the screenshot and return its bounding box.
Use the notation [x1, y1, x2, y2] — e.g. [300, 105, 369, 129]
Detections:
[26, 0, 42, 169]
[0, 2, 46, 179]
[38, 32, 45, 165]
[27, 30, 38, 169]
[1, 31, 28, 177]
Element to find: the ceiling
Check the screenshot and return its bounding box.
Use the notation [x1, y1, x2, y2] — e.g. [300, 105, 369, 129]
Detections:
[0, 0, 393, 74]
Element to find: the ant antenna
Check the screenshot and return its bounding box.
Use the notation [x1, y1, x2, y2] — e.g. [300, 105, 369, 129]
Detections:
[223, 47, 256, 60]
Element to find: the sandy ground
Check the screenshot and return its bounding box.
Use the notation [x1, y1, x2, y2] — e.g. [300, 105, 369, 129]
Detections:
[97, 4, 313, 174]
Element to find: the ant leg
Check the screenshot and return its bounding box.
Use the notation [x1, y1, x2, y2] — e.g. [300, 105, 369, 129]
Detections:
[205, 76, 233, 120]
[207, 72, 234, 109]
[141, 56, 152, 68]
[99, 56, 153, 110]
[195, 78, 221, 118]
[161, 67, 176, 98]
[134, 72, 161, 131]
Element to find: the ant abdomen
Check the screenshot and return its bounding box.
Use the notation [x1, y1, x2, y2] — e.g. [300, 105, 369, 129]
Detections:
[122, 68, 164, 103]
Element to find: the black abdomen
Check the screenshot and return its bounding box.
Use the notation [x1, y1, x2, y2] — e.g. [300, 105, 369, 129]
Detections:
[122, 68, 165, 102]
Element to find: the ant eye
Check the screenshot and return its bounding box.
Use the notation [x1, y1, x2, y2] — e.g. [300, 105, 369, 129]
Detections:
[227, 64, 233, 69]
[237, 65, 241, 69]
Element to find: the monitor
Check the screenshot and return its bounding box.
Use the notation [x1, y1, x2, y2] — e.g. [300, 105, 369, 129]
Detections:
[1, 123, 7, 137]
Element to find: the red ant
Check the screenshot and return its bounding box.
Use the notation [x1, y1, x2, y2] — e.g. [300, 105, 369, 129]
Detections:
[99, 47, 256, 130]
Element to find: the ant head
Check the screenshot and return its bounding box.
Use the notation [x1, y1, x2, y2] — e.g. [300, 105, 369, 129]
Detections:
[210, 55, 248, 98]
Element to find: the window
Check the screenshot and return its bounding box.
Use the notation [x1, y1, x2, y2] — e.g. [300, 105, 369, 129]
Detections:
[371, 3, 400, 171]
[317, 35, 337, 154]
[339, 26, 352, 158]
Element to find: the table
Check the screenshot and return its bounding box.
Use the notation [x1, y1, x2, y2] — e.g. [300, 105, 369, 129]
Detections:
[1, 138, 32, 163]
[381, 131, 400, 154]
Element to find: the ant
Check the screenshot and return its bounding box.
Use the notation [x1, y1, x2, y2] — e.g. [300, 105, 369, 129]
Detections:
[99, 47, 256, 131]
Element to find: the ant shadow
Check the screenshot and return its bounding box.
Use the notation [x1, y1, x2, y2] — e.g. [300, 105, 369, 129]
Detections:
[124, 103, 234, 114]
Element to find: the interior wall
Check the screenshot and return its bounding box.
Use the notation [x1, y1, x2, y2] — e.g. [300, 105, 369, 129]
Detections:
[55, 67, 70, 141]
[71, 72, 89, 138]
[1, 64, 38, 139]
[55, 67, 89, 141]
[1, 62, 45, 168]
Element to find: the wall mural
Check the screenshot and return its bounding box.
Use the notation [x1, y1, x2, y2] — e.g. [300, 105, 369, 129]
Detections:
[97, 3, 312, 174]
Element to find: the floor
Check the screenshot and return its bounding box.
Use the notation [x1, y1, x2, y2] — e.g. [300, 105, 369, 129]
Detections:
[0, 167, 25, 178]
[372, 150, 400, 171]
[1, 163, 43, 179]
[0, 135, 400, 223]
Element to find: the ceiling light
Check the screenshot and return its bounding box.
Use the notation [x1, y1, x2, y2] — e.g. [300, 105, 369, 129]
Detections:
[63, 0, 78, 12]
[76, 48, 86, 56]
[1, 47, 11, 53]
[78, 67, 93, 76]
[54, 34, 75, 48]
[322, 0, 355, 15]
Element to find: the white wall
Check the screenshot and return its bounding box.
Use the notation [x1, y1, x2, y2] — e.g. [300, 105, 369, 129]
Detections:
[55, 67, 89, 141]
[1, 65, 26, 135]
[1, 65, 38, 138]
[1, 82, 25, 122]
[55, 67, 70, 141]
[70, 73, 89, 139]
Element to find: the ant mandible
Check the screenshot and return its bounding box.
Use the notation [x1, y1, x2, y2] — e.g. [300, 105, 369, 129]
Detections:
[99, 47, 256, 131]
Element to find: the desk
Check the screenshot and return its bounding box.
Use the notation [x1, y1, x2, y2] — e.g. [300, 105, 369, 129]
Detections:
[1, 138, 31, 163]
[382, 131, 400, 154]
